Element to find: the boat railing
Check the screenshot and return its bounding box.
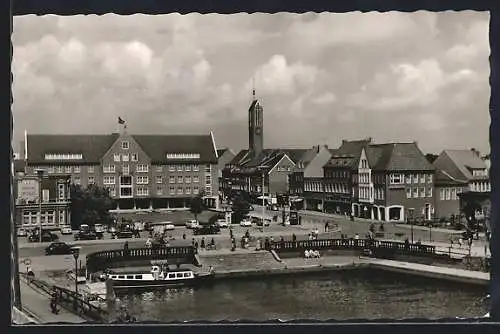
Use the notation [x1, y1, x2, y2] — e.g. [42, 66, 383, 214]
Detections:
[86, 246, 196, 273]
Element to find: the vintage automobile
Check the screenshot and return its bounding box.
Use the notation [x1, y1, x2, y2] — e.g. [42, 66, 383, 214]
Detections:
[28, 230, 59, 243]
[17, 228, 28, 237]
[193, 224, 221, 235]
[185, 220, 200, 229]
[45, 242, 79, 256]
[60, 225, 73, 235]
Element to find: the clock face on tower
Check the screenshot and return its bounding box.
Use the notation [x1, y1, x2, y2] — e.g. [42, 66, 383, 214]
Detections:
[256, 128, 261, 135]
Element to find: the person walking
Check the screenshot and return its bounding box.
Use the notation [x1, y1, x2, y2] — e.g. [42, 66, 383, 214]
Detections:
[123, 241, 129, 255]
[201, 237, 206, 249]
[324, 221, 329, 233]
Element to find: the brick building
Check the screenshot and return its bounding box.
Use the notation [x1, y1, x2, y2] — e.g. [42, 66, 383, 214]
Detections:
[22, 130, 220, 210]
[433, 149, 491, 220]
[14, 167, 71, 229]
[321, 139, 435, 223]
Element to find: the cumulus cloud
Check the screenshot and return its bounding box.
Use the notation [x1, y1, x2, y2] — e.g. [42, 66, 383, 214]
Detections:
[312, 92, 337, 105]
[252, 54, 318, 96]
[11, 12, 490, 154]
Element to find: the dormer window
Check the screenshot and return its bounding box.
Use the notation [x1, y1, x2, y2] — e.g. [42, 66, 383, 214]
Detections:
[121, 141, 129, 150]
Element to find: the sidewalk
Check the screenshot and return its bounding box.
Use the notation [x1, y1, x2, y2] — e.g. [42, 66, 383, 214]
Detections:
[254, 205, 466, 235]
[19, 279, 85, 324]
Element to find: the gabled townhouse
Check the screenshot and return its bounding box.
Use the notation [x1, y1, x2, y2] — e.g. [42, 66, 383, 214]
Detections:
[433, 149, 491, 221]
[22, 129, 220, 210]
[322, 138, 435, 223]
[323, 139, 370, 215]
[299, 146, 335, 211]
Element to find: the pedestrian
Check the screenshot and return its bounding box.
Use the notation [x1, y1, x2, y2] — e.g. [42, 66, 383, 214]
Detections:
[201, 237, 206, 249]
[458, 238, 463, 249]
[324, 221, 329, 233]
[192, 238, 195, 246]
[211, 237, 215, 246]
[292, 233, 297, 242]
[194, 241, 199, 250]
[182, 233, 186, 240]
[123, 241, 129, 255]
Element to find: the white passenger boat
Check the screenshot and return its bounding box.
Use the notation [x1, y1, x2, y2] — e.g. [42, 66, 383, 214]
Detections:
[106, 265, 214, 290]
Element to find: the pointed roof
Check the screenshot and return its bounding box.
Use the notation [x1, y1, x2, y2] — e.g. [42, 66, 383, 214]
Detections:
[434, 149, 488, 181]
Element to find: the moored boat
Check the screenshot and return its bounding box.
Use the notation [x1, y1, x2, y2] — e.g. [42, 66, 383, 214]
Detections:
[106, 265, 214, 291]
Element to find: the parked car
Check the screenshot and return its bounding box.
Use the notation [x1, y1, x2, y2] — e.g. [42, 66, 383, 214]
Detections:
[29, 231, 59, 243]
[45, 242, 78, 256]
[193, 224, 221, 235]
[164, 224, 176, 231]
[240, 219, 252, 227]
[17, 228, 28, 237]
[74, 225, 98, 241]
[60, 226, 73, 235]
[254, 218, 271, 227]
[108, 226, 117, 234]
[215, 219, 229, 228]
[185, 220, 200, 229]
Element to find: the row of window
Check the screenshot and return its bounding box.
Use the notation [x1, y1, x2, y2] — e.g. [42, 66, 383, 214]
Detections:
[406, 187, 433, 199]
[390, 173, 433, 185]
[324, 170, 349, 179]
[304, 182, 323, 192]
[358, 172, 371, 184]
[46, 164, 208, 175]
[107, 186, 201, 197]
[102, 175, 203, 185]
[469, 181, 491, 192]
[324, 183, 349, 194]
[439, 187, 462, 201]
[22, 210, 66, 226]
[358, 186, 372, 200]
[276, 166, 292, 172]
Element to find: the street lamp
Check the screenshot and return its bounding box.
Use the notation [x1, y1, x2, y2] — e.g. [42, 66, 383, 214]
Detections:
[408, 208, 415, 244]
[36, 169, 44, 243]
[429, 207, 435, 243]
[73, 250, 80, 296]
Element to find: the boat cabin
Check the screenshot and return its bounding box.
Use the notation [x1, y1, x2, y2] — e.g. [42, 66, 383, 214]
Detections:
[107, 266, 195, 281]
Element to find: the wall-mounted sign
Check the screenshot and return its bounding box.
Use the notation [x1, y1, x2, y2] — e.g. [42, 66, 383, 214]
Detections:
[17, 179, 39, 202]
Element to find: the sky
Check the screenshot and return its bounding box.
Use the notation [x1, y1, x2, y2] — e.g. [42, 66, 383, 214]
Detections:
[12, 12, 490, 155]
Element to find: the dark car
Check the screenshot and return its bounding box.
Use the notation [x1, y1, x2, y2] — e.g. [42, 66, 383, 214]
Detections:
[45, 242, 78, 256]
[29, 231, 59, 243]
[193, 224, 221, 235]
[74, 230, 97, 241]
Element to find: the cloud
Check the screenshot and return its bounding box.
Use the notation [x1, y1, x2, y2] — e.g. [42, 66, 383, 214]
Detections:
[312, 92, 337, 105]
[11, 12, 490, 155]
[253, 54, 319, 95]
[347, 58, 482, 112]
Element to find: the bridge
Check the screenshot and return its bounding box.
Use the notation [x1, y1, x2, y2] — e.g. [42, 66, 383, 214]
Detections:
[86, 246, 198, 273]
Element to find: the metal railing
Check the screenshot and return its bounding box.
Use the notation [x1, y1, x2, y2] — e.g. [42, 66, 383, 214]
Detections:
[86, 246, 196, 273]
[270, 238, 437, 257]
[52, 285, 108, 322]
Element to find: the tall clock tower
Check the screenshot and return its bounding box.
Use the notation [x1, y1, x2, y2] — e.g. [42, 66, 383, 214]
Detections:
[248, 88, 263, 157]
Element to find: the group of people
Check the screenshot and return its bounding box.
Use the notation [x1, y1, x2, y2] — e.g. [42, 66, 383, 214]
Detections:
[304, 249, 321, 258]
[192, 236, 216, 251]
[308, 228, 320, 240]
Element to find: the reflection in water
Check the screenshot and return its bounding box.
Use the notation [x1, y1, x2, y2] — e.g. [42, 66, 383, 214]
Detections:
[116, 269, 488, 322]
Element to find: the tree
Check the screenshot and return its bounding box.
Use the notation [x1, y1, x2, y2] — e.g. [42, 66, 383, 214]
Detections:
[461, 197, 482, 232]
[231, 193, 251, 224]
[70, 184, 115, 229]
[189, 191, 205, 222]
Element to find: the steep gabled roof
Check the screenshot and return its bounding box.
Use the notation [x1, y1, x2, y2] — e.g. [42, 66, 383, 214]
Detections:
[435, 169, 468, 186]
[440, 149, 488, 180]
[27, 134, 119, 164]
[376, 143, 434, 171]
[133, 134, 218, 164]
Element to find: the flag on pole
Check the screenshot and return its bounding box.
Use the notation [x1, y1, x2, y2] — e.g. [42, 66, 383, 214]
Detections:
[118, 117, 125, 125]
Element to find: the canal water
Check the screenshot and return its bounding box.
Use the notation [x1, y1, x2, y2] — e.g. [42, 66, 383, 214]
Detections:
[115, 269, 489, 322]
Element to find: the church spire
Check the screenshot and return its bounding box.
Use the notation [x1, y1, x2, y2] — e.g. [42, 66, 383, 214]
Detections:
[252, 77, 256, 101]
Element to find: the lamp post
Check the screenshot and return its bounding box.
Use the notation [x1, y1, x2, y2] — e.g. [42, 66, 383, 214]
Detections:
[73, 250, 80, 295]
[36, 169, 44, 243]
[259, 168, 265, 232]
[409, 208, 415, 244]
[429, 207, 435, 243]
